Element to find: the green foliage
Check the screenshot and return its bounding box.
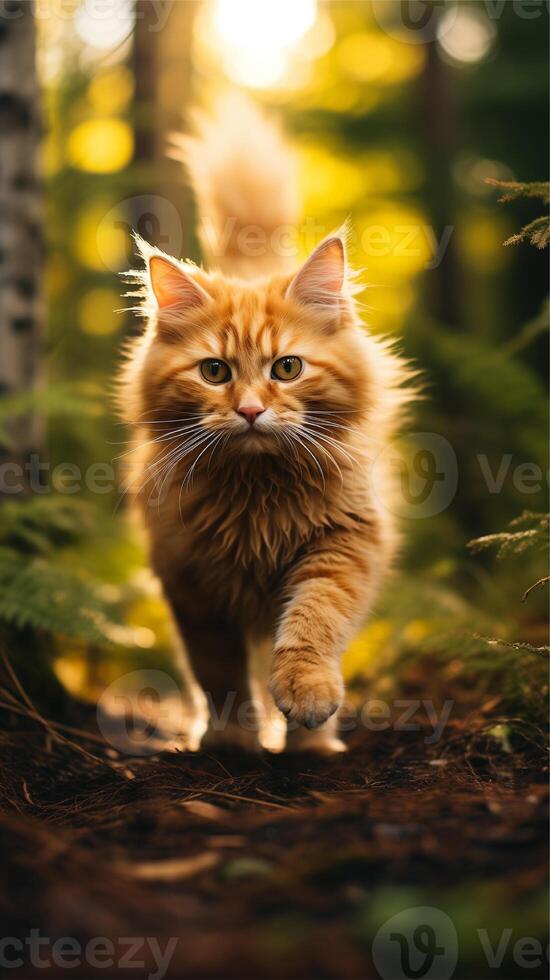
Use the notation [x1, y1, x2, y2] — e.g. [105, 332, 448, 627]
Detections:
[0, 383, 103, 449]
[369, 522, 548, 721]
[466, 513, 549, 660]
[487, 178, 550, 248]
[409, 317, 547, 464]
[0, 362, 133, 647]
[0, 546, 128, 643]
[503, 298, 549, 355]
[0, 495, 133, 646]
[0, 497, 95, 555]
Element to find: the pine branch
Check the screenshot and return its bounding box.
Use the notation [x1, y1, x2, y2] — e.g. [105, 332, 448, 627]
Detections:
[504, 216, 550, 250]
[486, 179, 550, 204]
[474, 634, 550, 661]
[522, 576, 550, 602]
[468, 512, 549, 558]
[486, 178, 550, 250]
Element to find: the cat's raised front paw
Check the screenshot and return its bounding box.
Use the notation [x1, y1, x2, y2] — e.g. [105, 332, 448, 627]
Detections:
[268, 662, 344, 729]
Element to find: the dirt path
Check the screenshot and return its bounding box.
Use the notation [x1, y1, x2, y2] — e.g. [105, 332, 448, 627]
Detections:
[0, 693, 547, 980]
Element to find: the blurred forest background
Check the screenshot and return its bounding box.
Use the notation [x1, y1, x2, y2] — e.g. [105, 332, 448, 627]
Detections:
[2, 0, 546, 712]
[0, 3, 548, 977]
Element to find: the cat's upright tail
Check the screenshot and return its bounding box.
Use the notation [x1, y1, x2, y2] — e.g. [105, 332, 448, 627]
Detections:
[171, 93, 300, 279]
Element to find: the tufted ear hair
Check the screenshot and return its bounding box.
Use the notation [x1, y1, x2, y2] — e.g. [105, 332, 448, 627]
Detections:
[285, 237, 345, 311]
[148, 254, 210, 311]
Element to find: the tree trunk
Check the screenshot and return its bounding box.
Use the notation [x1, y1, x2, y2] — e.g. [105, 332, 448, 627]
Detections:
[131, 0, 196, 260]
[418, 17, 461, 328]
[0, 4, 68, 714]
[0, 0, 43, 463]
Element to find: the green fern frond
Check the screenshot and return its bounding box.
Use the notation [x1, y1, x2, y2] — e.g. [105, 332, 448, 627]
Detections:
[0, 497, 95, 555]
[0, 546, 133, 644]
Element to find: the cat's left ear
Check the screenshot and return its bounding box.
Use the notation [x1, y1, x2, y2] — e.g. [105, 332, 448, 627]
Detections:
[285, 237, 345, 313]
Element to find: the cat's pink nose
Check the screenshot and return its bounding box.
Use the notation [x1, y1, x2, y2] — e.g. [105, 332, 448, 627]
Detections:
[237, 404, 265, 426]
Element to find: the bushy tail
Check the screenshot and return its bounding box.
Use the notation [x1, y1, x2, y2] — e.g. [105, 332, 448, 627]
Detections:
[171, 94, 300, 279]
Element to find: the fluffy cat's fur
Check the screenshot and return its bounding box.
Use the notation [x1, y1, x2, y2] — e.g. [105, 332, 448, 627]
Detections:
[119, 96, 413, 754]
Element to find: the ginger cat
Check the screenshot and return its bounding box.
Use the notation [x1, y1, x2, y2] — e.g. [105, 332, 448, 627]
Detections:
[119, 97, 412, 754]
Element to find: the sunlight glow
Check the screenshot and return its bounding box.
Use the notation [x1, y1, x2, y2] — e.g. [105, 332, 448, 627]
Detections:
[75, 0, 135, 51]
[209, 0, 317, 89]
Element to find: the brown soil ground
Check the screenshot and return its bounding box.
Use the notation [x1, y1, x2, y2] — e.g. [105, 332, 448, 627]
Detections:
[0, 662, 547, 980]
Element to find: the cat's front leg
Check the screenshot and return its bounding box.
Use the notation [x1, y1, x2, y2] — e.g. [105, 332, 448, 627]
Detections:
[269, 530, 373, 741]
[168, 597, 262, 753]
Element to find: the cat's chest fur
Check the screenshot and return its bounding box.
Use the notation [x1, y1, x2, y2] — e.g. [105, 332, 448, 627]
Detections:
[150, 456, 358, 614]
[186, 462, 332, 572]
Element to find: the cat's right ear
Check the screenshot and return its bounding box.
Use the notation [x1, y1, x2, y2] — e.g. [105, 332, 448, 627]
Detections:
[148, 255, 210, 311]
[285, 237, 346, 312]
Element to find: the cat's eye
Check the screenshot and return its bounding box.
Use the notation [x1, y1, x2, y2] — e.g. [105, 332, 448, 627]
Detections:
[271, 356, 303, 382]
[200, 359, 232, 384]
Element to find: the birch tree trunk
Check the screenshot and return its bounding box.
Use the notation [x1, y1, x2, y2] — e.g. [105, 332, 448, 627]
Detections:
[0, 0, 43, 463]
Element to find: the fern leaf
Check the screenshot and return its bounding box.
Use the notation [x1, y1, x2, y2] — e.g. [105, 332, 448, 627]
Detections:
[0, 547, 132, 645]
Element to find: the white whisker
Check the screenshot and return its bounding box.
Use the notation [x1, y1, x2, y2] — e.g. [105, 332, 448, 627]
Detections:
[302, 424, 360, 467]
[292, 425, 344, 485]
[153, 430, 214, 503]
[285, 428, 326, 487]
[112, 423, 205, 460]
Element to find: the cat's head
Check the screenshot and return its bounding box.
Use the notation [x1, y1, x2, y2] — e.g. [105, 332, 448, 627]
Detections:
[124, 236, 376, 467]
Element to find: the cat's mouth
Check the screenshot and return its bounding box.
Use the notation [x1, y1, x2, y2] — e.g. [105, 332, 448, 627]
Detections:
[232, 425, 279, 454]
[236, 427, 271, 442]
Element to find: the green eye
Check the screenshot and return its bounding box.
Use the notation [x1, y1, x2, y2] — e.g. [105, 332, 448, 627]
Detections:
[200, 359, 232, 384]
[271, 356, 303, 381]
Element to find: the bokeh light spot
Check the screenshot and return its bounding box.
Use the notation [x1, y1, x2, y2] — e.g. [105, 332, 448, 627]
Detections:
[79, 287, 121, 336]
[75, 201, 129, 272]
[437, 7, 496, 65]
[87, 66, 134, 115]
[75, 0, 135, 51]
[201, 0, 319, 89]
[68, 119, 133, 174]
[337, 31, 425, 85]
